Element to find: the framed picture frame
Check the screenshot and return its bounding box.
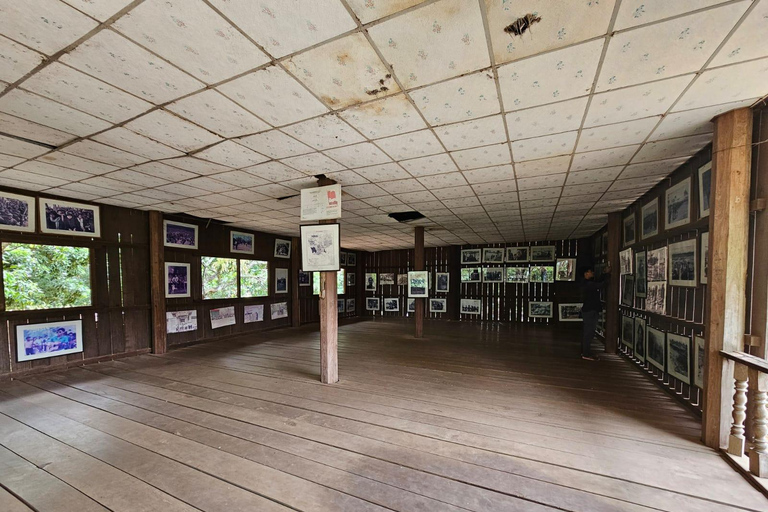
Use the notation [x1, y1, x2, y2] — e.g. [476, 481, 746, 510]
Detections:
[635, 251, 647, 298]
[647, 246, 667, 282]
[460, 299, 481, 315]
[461, 248, 481, 264]
[460, 267, 481, 283]
[506, 267, 529, 283]
[621, 275, 635, 307]
[300, 223, 339, 271]
[646, 281, 667, 315]
[667, 332, 691, 384]
[623, 213, 636, 246]
[700, 232, 709, 285]
[230, 230, 254, 254]
[0, 191, 35, 233]
[167, 310, 197, 333]
[337, 299, 345, 313]
[40, 198, 100, 238]
[365, 273, 377, 291]
[429, 298, 447, 313]
[339, 252, 347, 266]
[384, 298, 399, 312]
[646, 326, 665, 371]
[347, 272, 356, 286]
[346, 298, 356, 313]
[210, 306, 236, 329]
[435, 272, 449, 293]
[555, 258, 575, 281]
[558, 303, 583, 322]
[529, 301, 553, 318]
[665, 177, 691, 230]
[408, 271, 428, 298]
[407, 298, 416, 313]
[529, 265, 554, 283]
[482, 247, 504, 264]
[274, 238, 292, 259]
[641, 198, 659, 239]
[275, 268, 288, 294]
[530, 245, 556, 262]
[634, 317, 646, 363]
[380, 273, 396, 286]
[165, 262, 191, 298]
[482, 268, 504, 283]
[244, 305, 264, 323]
[348, 253, 357, 266]
[163, 220, 197, 249]
[694, 335, 705, 389]
[506, 246, 529, 263]
[397, 274, 408, 286]
[366, 297, 380, 311]
[668, 239, 697, 287]
[621, 315, 634, 348]
[619, 248, 633, 275]
[270, 302, 288, 319]
[16, 319, 83, 362]
[698, 161, 711, 219]
[298, 270, 311, 287]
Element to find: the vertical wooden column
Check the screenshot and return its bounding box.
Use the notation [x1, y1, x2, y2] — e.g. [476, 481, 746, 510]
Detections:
[604, 213, 622, 354]
[290, 236, 301, 328]
[319, 217, 338, 384]
[448, 245, 461, 321]
[703, 107, 753, 449]
[148, 211, 167, 354]
[415, 226, 425, 338]
[751, 109, 768, 360]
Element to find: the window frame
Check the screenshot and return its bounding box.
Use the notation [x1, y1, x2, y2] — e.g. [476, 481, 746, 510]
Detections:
[199, 255, 270, 301]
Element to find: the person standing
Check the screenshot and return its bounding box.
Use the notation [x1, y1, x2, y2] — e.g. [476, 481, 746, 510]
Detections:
[580, 264, 610, 361]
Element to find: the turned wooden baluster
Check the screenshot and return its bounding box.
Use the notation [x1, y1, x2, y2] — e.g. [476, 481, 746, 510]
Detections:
[727, 364, 749, 457]
[749, 370, 767, 477]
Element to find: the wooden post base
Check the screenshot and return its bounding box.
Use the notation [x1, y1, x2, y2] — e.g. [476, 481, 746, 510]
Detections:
[750, 451, 768, 477]
[728, 435, 745, 457]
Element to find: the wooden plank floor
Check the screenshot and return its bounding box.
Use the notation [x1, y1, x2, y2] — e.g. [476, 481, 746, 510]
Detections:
[1, 318, 766, 512]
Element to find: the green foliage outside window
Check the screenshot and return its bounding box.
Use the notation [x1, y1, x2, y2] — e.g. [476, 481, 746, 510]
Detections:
[201, 257, 238, 299]
[313, 272, 320, 295]
[2, 243, 91, 311]
[241, 259, 269, 298]
[313, 269, 345, 295]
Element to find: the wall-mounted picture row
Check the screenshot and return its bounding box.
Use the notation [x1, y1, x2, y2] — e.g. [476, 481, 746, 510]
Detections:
[460, 259, 575, 283]
[461, 245, 557, 264]
[619, 236, 703, 292]
[0, 192, 103, 238]
[362, 272, 450, 292]
[166, 302, 286, 334]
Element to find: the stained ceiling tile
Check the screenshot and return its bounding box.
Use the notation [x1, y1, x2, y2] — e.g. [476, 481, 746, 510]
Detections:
[194, 141, 269, 169]
[125, 110, 223, 152]
[59, 181, 120, 198]
[675, 57, 768, 111]
[155, 182, 209, 198]
[324, 142, 392, 168]
[571, 144, 639, 171]
[282, 114, 364, 150]
[451, 143, 510, 170]
[0, 112, 75, 146]
[511, 130, 577, 162]
[113, 0, 269, 83]
[284, 176, 322, 191]
[281, 152, 345, 174]
[375, 130, 443, 160]
[339, 94, 426, 139]
[104, 169, 170, 188]
[434, 115, 506, 151]
[339, 183, 388, 199]
[355, 162, 410, 182]
[0, 89, 111, 137]
[0, 168, 69, 187]
[60, 0, 134, 21]
[1, 0, 98, 55]
[631, 133, 711, 163]
[411, 71, 500, 127]
[284, 32, 398, 109]
[566, 167, 624, 185]
[619, 157, 689, 179]
[418, 171, 468, 190]
[517, 174, 565, 190]
[710, 0, 768, 67]
[93, 127, 184, 160]
[63, 140, 148, 167]
[16, 160, 93, 182]
[35, 152, 115, 175]
[61, 30, 204, 105]
[167, 90, 270, 138]
[210, 170, 269, 188]
[0, 134, 49, 158]
[324, 169, 370, 185]
[236, 130, 313, 159]
[463, 164, 514, 184]
[162, 156, 231, 176]
[506, 97, 587, 141]
[615, 0, 734, 30]
[576, 117, 660, 153]
[0, 153, 23, 167]
[81, 175, 144, 193]
[649, 100, 755, 141]
[0, 35, 44, 84]
[346, 0, 428, 23]
[182, 176, 240, 194]
[513, 155, 571, 178]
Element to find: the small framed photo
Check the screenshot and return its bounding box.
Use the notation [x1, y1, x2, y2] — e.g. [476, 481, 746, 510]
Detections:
[17, 319, 83, 362]
[380, 273, 396, 286]
[646, 281, 667, 315]
[667, 332, 691, 384]
[555, 258, 575, 281]
[165, 262, 191, 298]
[482, 268, 504, 283]
[482, 247, 504, 263]
[558, 303, 583, 322]
[668, 239, 697, 287]
[366, 297, 380, 311]
[167, 310, 197, 333]
[665, 177, 691, 230]
[274, 238, 292, 259]
[621, 315, 634, 348]
[407, 298, 416, 313]
[300, 224, 339, 271]
[163, 220, 197, 249]
[298, 270, 311, 286]
[647, 326, 666, 371]
[347, 272, 356, 286]
[635, 251, 647, 298]
[346, 298, 356, 313]
[647, 246, 667, 281]
[365, 273, 377, 291]
[348, 252, 357, 266]
[460, 299, 481, 315]
[430, 298, 447, 313]
[694, 335, 705, 389]
[408, 271, 428, 298]
[271, 302, 289, 319]
[506, 246, 529, 263]
[244, 304, 264, 323]
[210, 306, 236, 329]
[530, 245, 556, 262]
[698, 161, 711, 219]
[460, 267, 481, 283]
[634, 317, 646, 363]
[621, 275, 635, 307]
[529, 301, 553, 318]
[506, 267, 529, 283]
[623, 213, 635, 246]
[435, 272, 449, 293]
[337, 298, 345, 313]
[275, 268, 288, 294]
[0, 191, 35, 232]
[397, 274, 408, 286]
[529, 265, 554, 283]
[619, 248, 633, 275]
[700, 232, 709, 285]
[41, 198, 100, 238]
[641, 198, 659, 239]
[340, 252, 348, 266]
[461, 248, 481, 264]
[384, 297, 399, 312]
[230, 230, 254, 254]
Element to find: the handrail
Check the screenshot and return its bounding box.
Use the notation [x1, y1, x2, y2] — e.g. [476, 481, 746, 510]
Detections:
[720, 351, 768, 373]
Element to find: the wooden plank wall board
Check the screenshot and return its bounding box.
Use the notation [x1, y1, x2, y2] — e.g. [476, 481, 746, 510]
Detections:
[748, 103, 768, 360]
[297, 249, 361, 326]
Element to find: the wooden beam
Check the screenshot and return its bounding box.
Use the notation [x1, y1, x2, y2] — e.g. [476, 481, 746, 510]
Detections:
[290, 236, 301, 328]
[751, 109, 768, 360]
[318, 218, 338, 384]
[148, 210, 166, 355]
[604, 213, 621, 354]
[414, 226, 425, 338]
[703, 107, 753, 449]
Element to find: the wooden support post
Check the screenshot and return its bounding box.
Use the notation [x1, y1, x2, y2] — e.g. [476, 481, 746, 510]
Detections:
[604, 213, 622, 354]
[728, 364, 749, 456]
[148, 211, 167, 355]
[703, 107, 753, 449]
[448, 245, 461, 321]
[415, 226, 425, 338]
[318, 218, 338, 384]
[290, 236, 301, 328]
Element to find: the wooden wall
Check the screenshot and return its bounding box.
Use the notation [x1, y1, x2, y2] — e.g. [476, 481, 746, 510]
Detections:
[297, 250, 362, 325]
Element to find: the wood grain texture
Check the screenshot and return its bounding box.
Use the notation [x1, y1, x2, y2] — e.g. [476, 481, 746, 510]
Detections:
[605, 212, 622, 354]
[414, 226, 424, 338]
[149, 210, 167, 355]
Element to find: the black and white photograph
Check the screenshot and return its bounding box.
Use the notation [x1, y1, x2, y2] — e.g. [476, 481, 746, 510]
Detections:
[210, 306, 236, 329]
[16, 319, 83, 362]
[346, 298, 356, 313]
[461, 299, 482, 315]
[397, 274, 408, 286]
[482, 267, 504, 283]
[461, 248, 481, 264]
[380, 273, 396, 286]
[621, 315, 634, 348]
[337, 298, 345, 313]
[347, 253, 357, 266]
[407, 298, 416, 313]
[365, 273, 377, 291]
[634, 317, 646, 363]
[529, 265, 554, 283]
[558, 303, 583, 322]
[165, 262, 190, 298]
[698, 161, 711, 218]
[435, 272, 449, 293]
[647, 326, 666, 371]
[641, 198, 659, 239]
[274, 238, 292, 259]
[298, 270, 311, 287]
[623, 213, 636, 246]
[166, 310, 197, 334]
[384, 297, 399, 312]
[366, 297, 380, 311]
[665, 177, 691, 230]
[647, 247, 667, 282]
[669, 239, 697, 287]
[506, 246, 529, 262]
[301, 224, 339, 271]
[347, 272, 356, 287]
[619, 248, 633, 275]
[244, 305, 264, 323]
[506, 267, 530, 283]
[635, 251, 647, 298]
[230, 231, 254, 254]
[483, 247, 504, 263]
[340, 252, 347, 266]
[275, 268, 288, 294]
[646, 281, 667, 315]
[461, 267, 481, 283]
[621, 275, 635, 307]
[529, 301, 553, 318]
[40, 198, 101, 238]
[694, 336, 705, 389]
[270, 302, 288, 319]
[556, 258, 576, 281]
[700, 232, 709, 285]
[667, 332, 691, 384]
[0, 191, 35, 233]
[530, 245, 556, 262]
[163, 220, 196, 249]
[408, 271, 428, 298]
[430, 298, 447, 313]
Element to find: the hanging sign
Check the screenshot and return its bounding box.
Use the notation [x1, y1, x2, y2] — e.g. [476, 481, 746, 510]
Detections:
[301, 184, 341, 221]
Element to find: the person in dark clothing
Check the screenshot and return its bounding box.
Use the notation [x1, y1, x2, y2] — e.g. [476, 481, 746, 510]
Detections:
[580, 264, 610, 361]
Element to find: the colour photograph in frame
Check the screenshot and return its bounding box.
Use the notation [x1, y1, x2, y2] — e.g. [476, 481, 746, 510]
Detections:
[16, 319, 83, 362]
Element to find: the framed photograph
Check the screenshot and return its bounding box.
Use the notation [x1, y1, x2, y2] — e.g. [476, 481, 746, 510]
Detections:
[339, 252, 347, 266]
[621, 275, 635, 307]
[365, 273, 377, 291]
[641, 198, 659, 239]
[461, 248, 481, 264]
[506, 267, 529, 283]
[298, 270, 311, 287]
[348, 252, 357, 266]
[530, 245, 556, 262]
[646, 326, 665, 371]
[230, 231, 254, 254]
[634, 317, 646, 363]
[667, 332, 691, 384]
[347, 272, 356, 286]
[621, 315, 634, 348]
[555, 258, 575, 281]
[274, 238, 291, 259]
[300, 224, 339, 271]
[698, 161, 711, 219]
[700, 232, 709, 285]
[244, 304, 264, 323]
[461, 299, 481, 315]
[430, 298, 447, 313]
[270, 302, 288, 319]
[668, 239, 697, 287]
[40, 198, 100, 238]
[380, 273, 396, 286]
[647, 247, 667, 282]
[166, 310, 197, 334]
[619, 248, 633, 275]
[210, 306, 236, 329]
[694, 335, 705, 389]
[397, 274, 408, 286]
[407, 298, 416, 313]
[435, 272, 449, 293]
[558, 303, 583, 322]
[275, 268, 288, 294]
[623, 213, 636, 246]
[384, 297, 399, 312]
[408, 270, 428, 298]
[366, 297, 380, 311]
[16, 319, 83, 362]
[346, 298, 356, 313]
[665, 177, 691, 230]
[482, 268, 504, 283]
[635, 251, 647, 298]
[529, 301, 553, 318]
[646, 281, 667, 315]
[506, 246, 529, 263]
[337, 298, 345, 313]
[483, 247, 504, 263]
[0, 191, 35, 232]
[529, 265, 554, 283]
[165, 262, 191, 298]
[163, 220, 196, 249]
[460, 267, 481, 283]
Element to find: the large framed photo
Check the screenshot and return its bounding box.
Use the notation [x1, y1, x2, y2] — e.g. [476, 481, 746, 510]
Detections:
[646, 326, 665, 371]
[623, 213, 636, 246]
[16, 319, 83, 362]
[460, 267, 481, 283]
[430, 298, 447, 313]
[641, 198, 659, 239]
[665, 177, 691, 230]
[647, 247, 667, 282]
[270, 302, 288, 319]
[384, 297, 399, 312]
[529, 301, 553, 318]
[41, 198, 100, 237]
[621, 275, 635, 307]
[274, 238, 291, 259]
[700, 232, 709, 285]
[300, 223, 339, 271]
[558, 303, 583, 322]
[621, 315, 634, 348]
[460, 299, 481, 315]
[275, 268, 288, 294]
[483, 247, 504, 264]
[0, 191, 35, 233]
[461, 248, 481, 264]
[482, 268, 504, 283]
[619, 248, 633, 275]
[230, 231, 254, 255]
[380, 273, 396, 286]
[366, 297, 380, 311]
[408, 270, 428, 298]
[163, 220, 197, 249]
[165, 262, 191, 298]
[698, 161, 711, 219]
[667, 332, 691, 384]
[646, 281, 667, 315]
[506, 246, 529, 263]
[506, 267, 529, 283]
[694, 335, 705, 389]
[634, 317, 646, 363]
[529, 265, 554, 283]
[210, 306, 236, 329]
[530, 245, 556, 262]
[365, 273, 377, 291]
[668, 239, 697, 287]
[435, 272, 449, 293]
[635, 251, 647, 298]
[555, 258, 575, 281]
